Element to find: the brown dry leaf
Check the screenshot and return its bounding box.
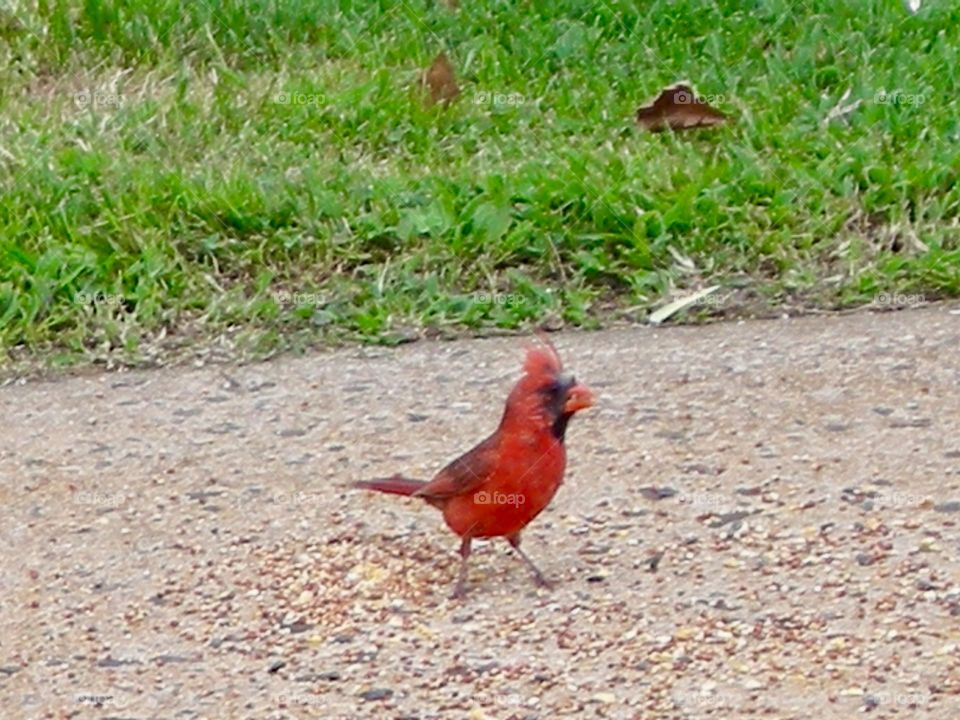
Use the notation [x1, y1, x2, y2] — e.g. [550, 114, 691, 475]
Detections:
[635, 82, 728, 132]
[422, 52, 460, 106]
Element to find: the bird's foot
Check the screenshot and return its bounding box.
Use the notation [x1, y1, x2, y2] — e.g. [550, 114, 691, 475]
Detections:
[532, 573, 555, 591]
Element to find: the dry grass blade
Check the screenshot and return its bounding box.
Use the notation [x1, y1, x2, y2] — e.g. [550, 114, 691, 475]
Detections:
[648, 285, 721, 325]
[824, 87, 862, 125]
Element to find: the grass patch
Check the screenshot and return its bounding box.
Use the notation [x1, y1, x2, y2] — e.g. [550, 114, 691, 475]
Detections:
[2, 0, 960, 368]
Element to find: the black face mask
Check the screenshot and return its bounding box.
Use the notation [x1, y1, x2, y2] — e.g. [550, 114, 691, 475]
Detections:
[538, 374, 578, 441]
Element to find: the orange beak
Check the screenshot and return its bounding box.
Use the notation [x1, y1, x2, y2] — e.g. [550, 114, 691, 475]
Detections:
[563, 383, 595, 414]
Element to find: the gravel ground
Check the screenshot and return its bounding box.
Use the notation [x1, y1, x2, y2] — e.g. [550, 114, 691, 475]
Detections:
[2, 306, 960, 720]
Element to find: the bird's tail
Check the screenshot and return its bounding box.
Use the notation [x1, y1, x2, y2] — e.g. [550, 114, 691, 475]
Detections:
[353, 474, 426, 497]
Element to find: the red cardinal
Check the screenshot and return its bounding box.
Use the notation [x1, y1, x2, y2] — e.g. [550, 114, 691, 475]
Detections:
[354, 338, 594, 598]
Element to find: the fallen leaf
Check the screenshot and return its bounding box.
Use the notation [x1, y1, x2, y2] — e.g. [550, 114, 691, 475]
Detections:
[636, 83, 728, 132]
[422, 52, 460, 106]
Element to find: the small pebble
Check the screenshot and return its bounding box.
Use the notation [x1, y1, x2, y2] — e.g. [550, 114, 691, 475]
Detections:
[359, 688, 393, 701]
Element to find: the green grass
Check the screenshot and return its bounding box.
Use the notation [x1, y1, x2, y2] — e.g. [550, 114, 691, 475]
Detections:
[2, 0, 959, 368]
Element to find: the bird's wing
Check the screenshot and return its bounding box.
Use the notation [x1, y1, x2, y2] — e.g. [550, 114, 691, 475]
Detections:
[413, 434, 500, 501]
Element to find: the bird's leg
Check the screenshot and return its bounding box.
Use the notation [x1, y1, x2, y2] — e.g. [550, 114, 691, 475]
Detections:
[506, 534, 554, 590]
[451, 536, 472, 599]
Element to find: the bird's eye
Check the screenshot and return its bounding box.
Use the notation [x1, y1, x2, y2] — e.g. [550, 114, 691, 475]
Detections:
[540, 381, 562, 397]
[540, 376, 575, 401]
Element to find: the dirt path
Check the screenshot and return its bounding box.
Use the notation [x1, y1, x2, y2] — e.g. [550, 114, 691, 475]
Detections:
[2, 306, 960, 719]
